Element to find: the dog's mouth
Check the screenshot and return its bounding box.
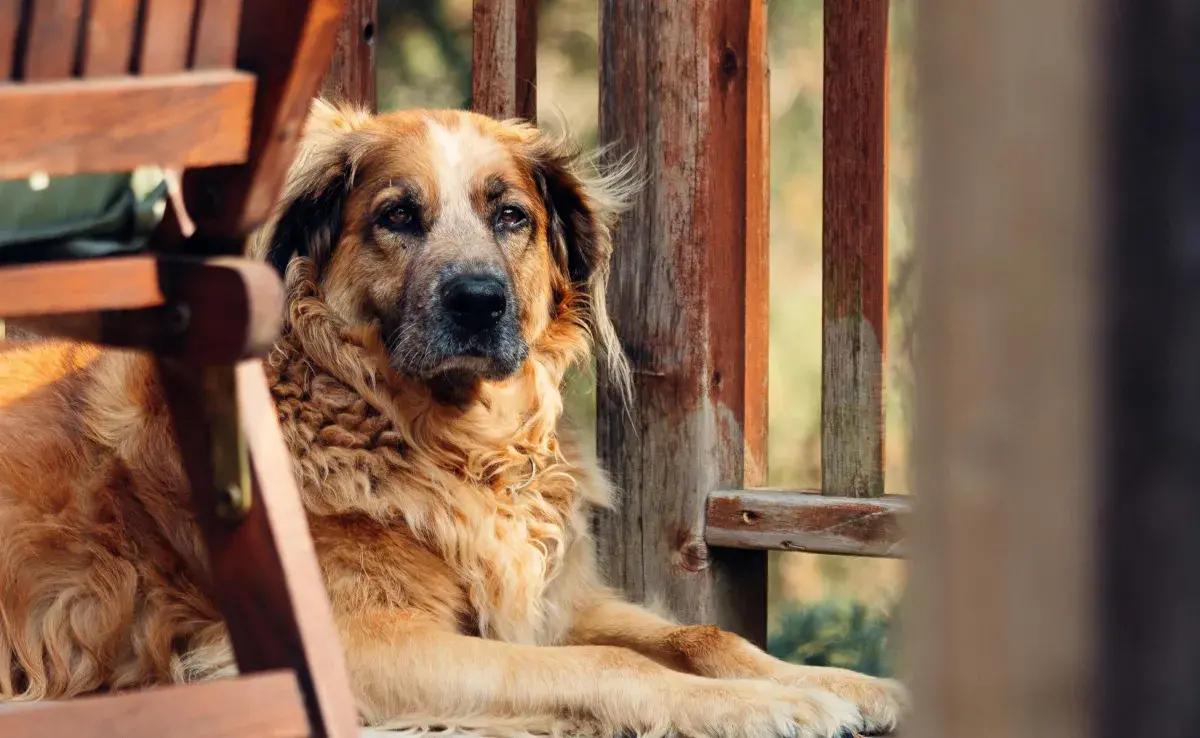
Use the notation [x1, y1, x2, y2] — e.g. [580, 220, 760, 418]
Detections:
[384, 324, 529, 385]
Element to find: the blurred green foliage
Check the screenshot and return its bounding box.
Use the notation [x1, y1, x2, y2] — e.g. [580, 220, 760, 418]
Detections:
[768, 601, 899, 677]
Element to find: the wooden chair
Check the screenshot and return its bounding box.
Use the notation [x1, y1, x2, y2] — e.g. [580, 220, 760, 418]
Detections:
[0, 2, 360, 736]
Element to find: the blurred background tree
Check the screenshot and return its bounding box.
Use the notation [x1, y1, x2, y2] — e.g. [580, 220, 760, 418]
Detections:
[373, 0, 915, 677]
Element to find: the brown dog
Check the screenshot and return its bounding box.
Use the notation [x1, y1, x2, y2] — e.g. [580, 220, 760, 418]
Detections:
[0, 102, 905, 736]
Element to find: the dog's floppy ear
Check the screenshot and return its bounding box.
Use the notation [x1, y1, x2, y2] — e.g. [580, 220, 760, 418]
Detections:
[253, 99, 370, 277]
[526, 131, 640, 400]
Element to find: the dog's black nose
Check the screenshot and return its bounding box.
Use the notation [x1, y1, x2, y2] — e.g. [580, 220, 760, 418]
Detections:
[442, 274, 508, 332]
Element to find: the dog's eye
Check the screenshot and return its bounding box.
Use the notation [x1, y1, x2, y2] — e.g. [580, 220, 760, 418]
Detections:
[495, 206, 529, 229]
[380, 203, 418, 231]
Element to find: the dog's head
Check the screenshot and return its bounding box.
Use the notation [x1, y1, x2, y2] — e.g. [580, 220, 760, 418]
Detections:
[255, 101, 633, 394]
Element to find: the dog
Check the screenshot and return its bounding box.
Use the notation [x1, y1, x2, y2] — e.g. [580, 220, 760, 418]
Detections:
[0, 101, 906, 737]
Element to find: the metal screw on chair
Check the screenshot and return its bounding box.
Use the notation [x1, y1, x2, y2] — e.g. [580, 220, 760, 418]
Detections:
[216, 483, 250, 521]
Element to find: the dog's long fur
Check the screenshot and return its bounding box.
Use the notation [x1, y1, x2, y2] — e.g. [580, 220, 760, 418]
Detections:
[0, 103, 905, 737]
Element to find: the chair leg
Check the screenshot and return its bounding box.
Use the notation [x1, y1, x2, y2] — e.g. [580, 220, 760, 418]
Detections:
[157, 358, 360, 738]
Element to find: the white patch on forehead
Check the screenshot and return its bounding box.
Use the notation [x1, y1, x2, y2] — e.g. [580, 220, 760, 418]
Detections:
[425, 117, 505, 222]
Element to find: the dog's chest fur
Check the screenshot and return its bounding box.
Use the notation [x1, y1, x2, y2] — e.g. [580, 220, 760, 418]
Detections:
[267, 340, 589, 646]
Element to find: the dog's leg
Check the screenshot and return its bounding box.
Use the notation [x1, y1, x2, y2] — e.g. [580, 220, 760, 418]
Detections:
[567, 597, 907, 735]
[339, 612, 863, 737]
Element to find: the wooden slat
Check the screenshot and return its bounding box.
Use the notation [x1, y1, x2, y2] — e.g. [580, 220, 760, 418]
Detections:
[182, 0, 347, 243]
[470, 0, 536, 121]
[0, 671, 308, 738]
[22, 0, 85, 80]
[81, 0, 139, 77]
[909, 0, 1097, 735]
[192, 0, 243, 69]
[0, 70, 255, 179]
[139, 0, 198, 74]
[0, 0, 19, 79]
[0, 256, 165, 316]
[706, 489, 908, 557]
[1099, 1, 1200, 734]
[1, 256, 285, 363]
[821, 0, 889, 498]
[157, 359, 360, 738]
[320, 0, 375, 110]
[744, 0, 769, 486]
[191, 0, 240, 70]
[596, 0, 770, 643]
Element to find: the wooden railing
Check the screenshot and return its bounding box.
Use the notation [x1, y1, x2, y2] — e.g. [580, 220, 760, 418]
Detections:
[329, 0, 904, 641]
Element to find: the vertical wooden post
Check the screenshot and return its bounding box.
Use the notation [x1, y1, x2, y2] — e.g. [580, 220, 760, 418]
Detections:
[471, 0, 537, 121]
[1099, 1, 1200, 734]
[911, 0, 1098, 736]
[321, 0, 377, 110]
[821, 0, 889, 498]
[596, 1, 770, 643]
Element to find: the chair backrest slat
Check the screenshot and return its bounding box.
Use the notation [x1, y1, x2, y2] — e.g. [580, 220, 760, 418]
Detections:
[81, 0, 139, 77]
[138, 0, 196, 74]
[23, 0, 85, 80]
[192, 0, 242, 69]
[0, 0, 17, 80]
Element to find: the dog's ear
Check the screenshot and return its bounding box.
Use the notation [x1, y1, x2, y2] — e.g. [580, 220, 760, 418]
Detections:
[526, 131, 640, 399]
[254, 99, 370, 277]
[263, 149, 351, 276]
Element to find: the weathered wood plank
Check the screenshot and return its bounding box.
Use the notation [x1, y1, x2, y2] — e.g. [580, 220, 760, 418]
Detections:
[139, 0, 198, 75]
[81, 0, 139, 77]
[471, 0, 536, 121]
[706, 490, 908, 557]
[1098, 1, 1200, 735]
[0, 70, 255, 179]
[821, 0, 889, 499]
[909, 0, 1098, 735]
[596, 0, 770, 644]
[22, 0, 85, 80]
[192, 0, 243, 69]
[0, 670, 308, 738]
[321, 0, 376, 110]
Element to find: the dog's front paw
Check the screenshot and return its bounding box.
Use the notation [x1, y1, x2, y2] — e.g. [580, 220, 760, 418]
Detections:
[769, 666, 907, 735]
[661, 677, 864, 738]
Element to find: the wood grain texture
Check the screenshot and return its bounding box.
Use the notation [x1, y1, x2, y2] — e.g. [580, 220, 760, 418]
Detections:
[706, 490, 908, 557]
[139, 0, 198, 74]
[1099, 1, 1200, 735]
[0, 670, 308, 738]
[470, 0, 536, 121]
[321, 0, 376, 110]
[596, 0, 769, 644]
[821, 0, 889, 498]
[81, 0, 139, 77]
[158, 359, 360, 738]
[2, 256, 284, 362]
[0, 0, 19, 79]
[183, 0, 346, 242]
[192, 0, 243, 69]
[0, 256, 166, 316]
[0, 70, 255, 179]
[744, 0, 769, 486]
[22, 0, 85, 80]
[909, 0, 1098, 735]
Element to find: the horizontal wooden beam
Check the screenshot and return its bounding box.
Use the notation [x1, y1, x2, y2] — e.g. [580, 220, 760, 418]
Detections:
[706, 488, 910, 558]
[0, 70, 255, 179]
[0, 670, 308, 738]
[0, 255, 284, 362]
